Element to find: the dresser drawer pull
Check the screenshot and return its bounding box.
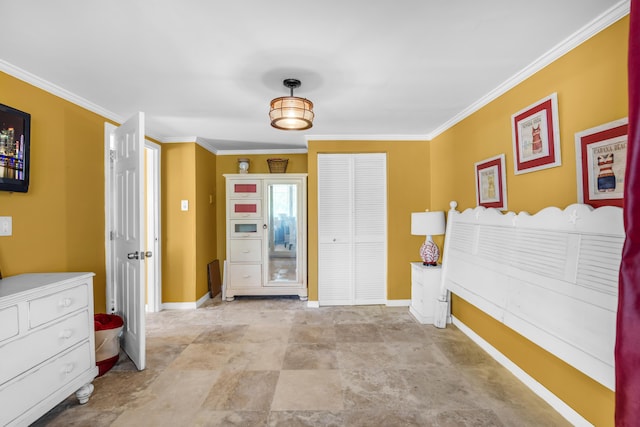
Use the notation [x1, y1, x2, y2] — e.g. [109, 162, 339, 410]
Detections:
[61, 363, 75, 374]
[58, 298, 73, 308]
[59, 329, 73, 339]
[243, 275, 251, 278]
[242, 250, 250, 253]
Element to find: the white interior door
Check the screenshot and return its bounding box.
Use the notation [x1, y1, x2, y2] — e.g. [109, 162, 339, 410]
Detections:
[111, 112, 146, 370]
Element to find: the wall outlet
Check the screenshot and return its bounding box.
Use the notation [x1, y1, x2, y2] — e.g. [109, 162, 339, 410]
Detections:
[0, 217, 12, 236]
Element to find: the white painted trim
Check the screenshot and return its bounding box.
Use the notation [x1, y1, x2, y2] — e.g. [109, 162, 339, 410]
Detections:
[161, 302, 197, 310]
[215, 148, 308, 155]
[452, 316, 592, 427]
[386, 299, 411, 307]
[104, 123, 116, 313]
[144, 140, 163, 313]
[427, 0, 630, 140]
[1, 59, 123, 124]
[307, 300, 320, 308]
[162, 136, 198, 143]
[161, 293, 210, 310]
[306, 135, 430, 142]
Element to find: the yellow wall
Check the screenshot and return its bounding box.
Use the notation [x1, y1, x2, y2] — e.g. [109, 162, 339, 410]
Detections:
[161, 142, 219, 303]
[306, 141, 431, 302]
[430, 17, 629, 426]
[195, 144, 217, 299]
[214, 153, 308, 266]
[0, 72, 109, 312]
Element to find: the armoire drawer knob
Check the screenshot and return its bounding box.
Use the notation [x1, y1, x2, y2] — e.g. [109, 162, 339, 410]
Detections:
[58, 298, 72, 308]
[59, 329, 73, 339]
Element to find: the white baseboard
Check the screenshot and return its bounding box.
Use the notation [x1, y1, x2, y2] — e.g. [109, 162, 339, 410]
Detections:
[386, 299, 411, 307]
[452, 317, 592, 427]
[161, 292, 210, 311]
[307, 300, 320, 308]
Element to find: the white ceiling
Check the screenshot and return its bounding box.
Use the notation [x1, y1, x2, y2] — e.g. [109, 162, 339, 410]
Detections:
[0, 0, 628, 152]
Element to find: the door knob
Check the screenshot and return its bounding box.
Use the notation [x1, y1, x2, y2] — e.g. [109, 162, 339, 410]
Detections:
[127, 251, 139, 260]
[145, 251, 153, 258]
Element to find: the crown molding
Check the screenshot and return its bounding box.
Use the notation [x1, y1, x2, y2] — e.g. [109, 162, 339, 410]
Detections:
[305, 134, 430, 142]
[160, 136, 199, 143]
[214, 148, 308, 156]
[0, 59, 124, 124]
[426, 0, 630, 140]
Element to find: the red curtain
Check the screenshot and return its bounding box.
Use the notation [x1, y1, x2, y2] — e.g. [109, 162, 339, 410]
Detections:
[616, 1, 640, 425]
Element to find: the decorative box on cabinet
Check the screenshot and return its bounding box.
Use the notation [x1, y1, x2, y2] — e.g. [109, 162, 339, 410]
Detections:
[409, 263, 442, 324]
[224, 174, 308, 301]
[0, 272, 98, 426]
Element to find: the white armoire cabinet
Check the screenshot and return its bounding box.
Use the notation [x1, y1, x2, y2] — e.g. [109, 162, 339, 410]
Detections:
[317, 153, 387, 305]
[224, 174, 307, 300]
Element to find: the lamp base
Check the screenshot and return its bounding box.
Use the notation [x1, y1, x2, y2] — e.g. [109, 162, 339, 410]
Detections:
[420, 238, 440, 266]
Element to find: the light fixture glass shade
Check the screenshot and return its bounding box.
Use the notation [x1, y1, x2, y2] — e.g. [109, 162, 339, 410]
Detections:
[269, 96, 314, 130]
[411, 211, 445, 236]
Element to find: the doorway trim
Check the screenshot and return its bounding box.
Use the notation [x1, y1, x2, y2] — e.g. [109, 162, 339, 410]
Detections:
[145, 140, 162, 312]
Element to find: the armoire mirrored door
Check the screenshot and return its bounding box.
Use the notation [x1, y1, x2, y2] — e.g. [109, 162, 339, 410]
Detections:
[266, 181, 300, 285]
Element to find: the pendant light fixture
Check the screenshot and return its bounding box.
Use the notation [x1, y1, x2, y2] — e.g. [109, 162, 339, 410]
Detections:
[269, 78, 314, 131]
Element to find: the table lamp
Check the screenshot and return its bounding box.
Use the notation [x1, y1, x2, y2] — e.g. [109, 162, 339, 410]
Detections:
[411, 210, 445, 266]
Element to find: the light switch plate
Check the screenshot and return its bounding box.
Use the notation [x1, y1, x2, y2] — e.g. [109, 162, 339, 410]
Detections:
[181, 200, 189, 211]
[0, 216, 12, 236]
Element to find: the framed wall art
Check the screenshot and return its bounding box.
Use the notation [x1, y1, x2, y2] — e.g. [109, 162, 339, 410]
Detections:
[575, 118, 628, 208]
[475, 154, 507, 210]
[511, 93, 561, 174]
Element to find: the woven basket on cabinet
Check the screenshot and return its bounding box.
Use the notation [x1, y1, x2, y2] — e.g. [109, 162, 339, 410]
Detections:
[267, 158, 288, 173]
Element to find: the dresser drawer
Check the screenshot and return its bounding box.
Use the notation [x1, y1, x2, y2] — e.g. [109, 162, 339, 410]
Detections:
[0, 305, 19, 344]
[230, 220, 262, 238]
[0, 341, 92, 426]
[229, 239, 262, 262]
[29, 283, 89, 328]
[228, 180, 262, 198]
[228, 265, 262, 287]
[0, 310, 89, 385]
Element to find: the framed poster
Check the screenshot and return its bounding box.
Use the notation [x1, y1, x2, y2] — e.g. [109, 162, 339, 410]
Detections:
[511, 93, 561, 174]
[575, 118, 628, 208]
[475, 154, 507, 210]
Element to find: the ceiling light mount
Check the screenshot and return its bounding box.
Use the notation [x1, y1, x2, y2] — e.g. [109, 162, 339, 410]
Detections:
[269, 78, 314, 131]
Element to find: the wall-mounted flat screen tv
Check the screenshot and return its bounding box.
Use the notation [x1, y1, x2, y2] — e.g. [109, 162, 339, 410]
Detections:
[0, 103, 30, 193]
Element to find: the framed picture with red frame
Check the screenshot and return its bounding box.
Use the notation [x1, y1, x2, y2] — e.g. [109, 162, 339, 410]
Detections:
[475, 154, 507, 210]
[511, 93, 561, 174]
[575, 118, 628, 208]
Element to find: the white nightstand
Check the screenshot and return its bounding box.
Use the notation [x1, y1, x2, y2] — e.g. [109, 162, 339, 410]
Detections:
[409, 262, 442, 324]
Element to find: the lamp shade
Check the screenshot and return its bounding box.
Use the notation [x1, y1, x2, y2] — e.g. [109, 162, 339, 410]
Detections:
[269, 96, 314, 130]
[411, 211, 445, 236]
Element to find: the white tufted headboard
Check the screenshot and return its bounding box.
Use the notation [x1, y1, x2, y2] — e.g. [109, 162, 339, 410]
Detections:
[440, 201, 624, 390]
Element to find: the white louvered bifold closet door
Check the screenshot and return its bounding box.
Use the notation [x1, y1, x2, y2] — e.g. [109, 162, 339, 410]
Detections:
[318, 153, 387, 305]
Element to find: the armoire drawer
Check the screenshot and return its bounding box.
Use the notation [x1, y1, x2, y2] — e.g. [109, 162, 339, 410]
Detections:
[230, 220, 262, 238]
[229, 239, 262, 262]
[0, 310, 89, 385]
[228, 180, 262, 198]
[227, 265, 262, 287]
[29, 283, 89, 329]
[229, 199, 262, 219]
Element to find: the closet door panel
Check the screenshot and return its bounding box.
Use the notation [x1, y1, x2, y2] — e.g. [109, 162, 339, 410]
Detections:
[354, 242, 386, 303]
[353, 154, 387, 302]
[318, 154, 352, 244]
[318, 243, 352, 304]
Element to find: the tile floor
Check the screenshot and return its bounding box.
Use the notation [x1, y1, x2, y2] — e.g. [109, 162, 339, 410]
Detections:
[34, 295, 570, 426]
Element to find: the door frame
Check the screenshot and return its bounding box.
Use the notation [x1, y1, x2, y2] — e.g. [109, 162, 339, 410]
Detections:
[144, 140, 162, 312]
[104, 124, 162, 313]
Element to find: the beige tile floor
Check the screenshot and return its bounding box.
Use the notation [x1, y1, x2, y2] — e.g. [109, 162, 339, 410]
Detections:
[34, 295, 571, 426]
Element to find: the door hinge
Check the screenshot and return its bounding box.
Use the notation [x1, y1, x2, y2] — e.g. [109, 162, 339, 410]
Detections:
[109, 149, 116, 161]
[110, 230, 115, 240]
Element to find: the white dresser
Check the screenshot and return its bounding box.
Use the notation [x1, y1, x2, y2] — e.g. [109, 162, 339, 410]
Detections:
[0, 272, 98, 426]
[409, 263, 442, 324]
